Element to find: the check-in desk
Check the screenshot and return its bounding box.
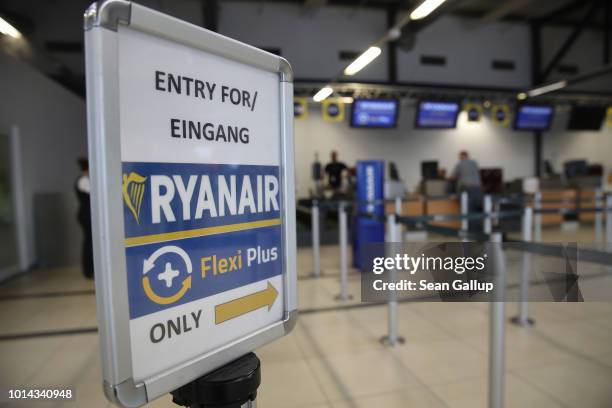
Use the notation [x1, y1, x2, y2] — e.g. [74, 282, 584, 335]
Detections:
[425, 197, 461, 229]
[384, 195, 460, 230]
[538, 190, 576, 225]
[385, 195, 423, 235]
[384, 196, 424, 217]
[579, 190, 597, 222]
[535, 189, 598, 225]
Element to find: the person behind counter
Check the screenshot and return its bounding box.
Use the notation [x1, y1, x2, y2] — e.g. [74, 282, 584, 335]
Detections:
[324, 150, 347, 190]
[450, 150, 483, 231]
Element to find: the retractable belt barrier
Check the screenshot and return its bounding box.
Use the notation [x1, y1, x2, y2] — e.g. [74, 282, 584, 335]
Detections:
[532, 207, 612, 214]
[306, 194, 611, 408]
[305, 194, 612, 340]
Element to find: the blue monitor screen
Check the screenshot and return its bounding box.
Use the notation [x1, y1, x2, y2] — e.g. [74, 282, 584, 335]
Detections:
[351, 99, 398, 128]
[514, 105, 554, 131]
[416, 101, 460, 129]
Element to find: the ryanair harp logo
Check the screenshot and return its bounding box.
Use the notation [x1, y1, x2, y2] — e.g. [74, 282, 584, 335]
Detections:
[123, 172, 147, 224]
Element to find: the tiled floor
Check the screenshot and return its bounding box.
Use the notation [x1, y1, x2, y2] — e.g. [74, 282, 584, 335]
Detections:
[1, 225, 612, 407]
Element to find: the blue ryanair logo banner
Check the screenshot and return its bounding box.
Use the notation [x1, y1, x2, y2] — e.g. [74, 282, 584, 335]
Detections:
[121, 161, 283, 319]
[122, 162, 281, 243]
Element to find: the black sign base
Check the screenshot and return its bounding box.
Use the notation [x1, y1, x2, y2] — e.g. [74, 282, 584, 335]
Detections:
[171, 353, 260, 408]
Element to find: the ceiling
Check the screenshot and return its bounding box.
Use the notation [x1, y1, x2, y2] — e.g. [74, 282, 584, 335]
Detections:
[0, 0, 607, 97]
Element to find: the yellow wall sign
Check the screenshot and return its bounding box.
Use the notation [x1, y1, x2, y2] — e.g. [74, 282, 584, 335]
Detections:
[322, 99, 345, 122]
[606, 107, 612, 127]
[491, 104, 511, 126]
[294, 97, 308, 119]
[463, 103, 483, 122]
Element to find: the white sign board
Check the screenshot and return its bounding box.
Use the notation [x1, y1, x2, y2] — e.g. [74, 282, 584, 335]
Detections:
[84, 1, 296, 406]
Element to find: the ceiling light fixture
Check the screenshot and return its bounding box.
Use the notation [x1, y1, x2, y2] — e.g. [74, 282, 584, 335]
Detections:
[344, 46, 382, 76]
[0, 16, 21, 38]
[313, 86, 333, 102]
[410, 0, 447, 20]
[527, 80, 568, 98]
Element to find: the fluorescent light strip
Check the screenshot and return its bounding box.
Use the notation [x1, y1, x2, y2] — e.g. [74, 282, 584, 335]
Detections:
[0, 16, 21, 38]
[313, 86, 333, 102]
[344, 46, 382, 76]
[527, 80, 568, 97]
[410, 0, 447, 20]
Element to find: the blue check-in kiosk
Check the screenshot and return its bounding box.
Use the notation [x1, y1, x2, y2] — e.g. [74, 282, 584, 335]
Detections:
[353, 160, 385, 270]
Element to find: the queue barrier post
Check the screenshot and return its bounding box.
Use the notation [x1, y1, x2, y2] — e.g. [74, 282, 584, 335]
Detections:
[335, 201, 352, 301]
[510, 206, 534, 327]
[534, 192, 542, 242]
[488, 232, 506, 408]
[461, 191, 469, 232]
[483, 195, 493, 235]
[395, 196, 402, 241]
[595, 190, 603, 243]
[606, 194, 612, 245]
[380, 213, 405, 346]
[311, 200, 321, 278]
[395, 197, 402, 215]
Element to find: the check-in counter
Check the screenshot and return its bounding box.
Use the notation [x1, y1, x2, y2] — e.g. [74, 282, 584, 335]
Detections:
[535, 189, 598, 225]
[384, 196, 424, 217]
[539, 190, 576, 225]
[385, 195, 423, 233]
[425, 197, 461, 229]
[385, 195, 460, 229]
[579, 190, 596, 222]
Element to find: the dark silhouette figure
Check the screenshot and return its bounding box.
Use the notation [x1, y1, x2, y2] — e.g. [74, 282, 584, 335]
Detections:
[75, 158, 94, 279]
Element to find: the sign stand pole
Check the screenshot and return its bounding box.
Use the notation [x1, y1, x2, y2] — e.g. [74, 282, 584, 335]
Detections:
[171, 353, 261, 408]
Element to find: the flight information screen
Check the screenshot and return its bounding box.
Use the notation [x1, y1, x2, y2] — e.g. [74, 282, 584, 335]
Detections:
[514, 105, 554, 131]
[415, 101, 460, 129]
[351, 99, 398, 128]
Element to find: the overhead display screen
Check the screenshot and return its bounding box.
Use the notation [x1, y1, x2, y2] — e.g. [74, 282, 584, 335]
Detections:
[415, 101, 460, 129]
[567, 106, 606, 131]
[514, 105, 554, 131]
[351, 99, 398, 128]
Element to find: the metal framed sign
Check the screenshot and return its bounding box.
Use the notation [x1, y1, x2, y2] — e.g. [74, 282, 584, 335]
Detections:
[83, 1, 297, 406]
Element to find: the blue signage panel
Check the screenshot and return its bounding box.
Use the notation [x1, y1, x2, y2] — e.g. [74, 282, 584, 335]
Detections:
[121, 162, 283, 319]
[353, 160, 385, 270]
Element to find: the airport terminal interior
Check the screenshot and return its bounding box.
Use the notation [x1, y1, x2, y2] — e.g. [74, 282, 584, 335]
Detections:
[1, 0, 612, 407]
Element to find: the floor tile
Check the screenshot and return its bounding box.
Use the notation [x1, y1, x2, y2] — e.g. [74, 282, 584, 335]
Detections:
[307, 348, 421, 402]
[430, 373, 564, 408]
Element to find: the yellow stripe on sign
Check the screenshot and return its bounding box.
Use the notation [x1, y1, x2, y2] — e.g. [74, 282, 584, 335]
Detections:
[125, 218, 282, 247]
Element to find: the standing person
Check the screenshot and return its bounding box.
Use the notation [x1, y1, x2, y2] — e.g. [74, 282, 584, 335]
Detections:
[451, 151, 483, 231]
[324, 150, 347, 191]
[75, 158, 94, 279]
[312, 152, 322, 196]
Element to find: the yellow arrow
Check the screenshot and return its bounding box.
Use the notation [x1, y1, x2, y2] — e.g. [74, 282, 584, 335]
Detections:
[142, 275, 192, 305]
[215, 282, 278, 324]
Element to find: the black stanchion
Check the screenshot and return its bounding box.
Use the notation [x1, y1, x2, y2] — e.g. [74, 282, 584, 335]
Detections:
[171, 353, 260, 408]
